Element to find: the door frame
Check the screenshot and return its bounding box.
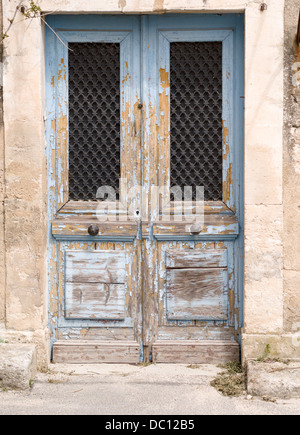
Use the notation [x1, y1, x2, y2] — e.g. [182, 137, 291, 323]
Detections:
[46, 13, 244, 362]
[140, 14, 244, 361]
[46, 16, 143, 360]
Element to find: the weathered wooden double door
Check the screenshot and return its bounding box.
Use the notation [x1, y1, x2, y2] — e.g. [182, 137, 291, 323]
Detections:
[46, 14, 244, 363]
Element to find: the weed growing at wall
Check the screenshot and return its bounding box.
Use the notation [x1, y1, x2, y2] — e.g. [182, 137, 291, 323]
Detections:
[1, 1, 41, 42]
[1, 1, 64, 48]
[210, 362, 246, 397]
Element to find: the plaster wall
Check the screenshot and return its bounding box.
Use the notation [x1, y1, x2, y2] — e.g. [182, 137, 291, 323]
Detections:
[0, 0, 4, 331]
[283, 0, 300, 352]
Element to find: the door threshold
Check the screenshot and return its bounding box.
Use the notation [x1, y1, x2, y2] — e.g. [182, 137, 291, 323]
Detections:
[152, 340, 240, 364]
[52, 340, 141, 364]
[52, 339, 239, 364]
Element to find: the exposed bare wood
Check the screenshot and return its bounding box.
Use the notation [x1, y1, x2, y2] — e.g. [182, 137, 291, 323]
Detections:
[57, 328, 136, 341]
[165, 248, 227, 268]
[166, 268, 228, 321]
[157, 326, 236, 341]
[152, 340, 240, 364]
[65, 283, 126, 320]
[143, 214, 239, 238]
[162, 201, 234, 215]
[52, 341, 140, 364]
[65, 251, 126, 284]
[59, 201, 129, 215]
[52, 216, 138, 238]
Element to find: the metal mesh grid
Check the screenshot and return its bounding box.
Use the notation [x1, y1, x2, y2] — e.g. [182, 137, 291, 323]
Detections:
[68, 43, 121, 201]
[170, 42, 223, 201]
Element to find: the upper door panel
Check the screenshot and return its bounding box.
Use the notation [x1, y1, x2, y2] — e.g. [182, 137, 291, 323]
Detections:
[142, 14, 244, 229]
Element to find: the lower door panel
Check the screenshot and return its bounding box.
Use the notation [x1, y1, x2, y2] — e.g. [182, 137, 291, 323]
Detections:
[51, 240, 142, 364]
[144, 240, 241, 364]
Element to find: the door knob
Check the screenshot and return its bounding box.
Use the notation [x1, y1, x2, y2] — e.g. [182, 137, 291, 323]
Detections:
[189, 224, 202, 235]
[88, 224, 99, 236]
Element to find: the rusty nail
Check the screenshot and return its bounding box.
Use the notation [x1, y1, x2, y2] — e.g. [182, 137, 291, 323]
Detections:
[138, 103, 143, 110]
[260, 3, 267, 12]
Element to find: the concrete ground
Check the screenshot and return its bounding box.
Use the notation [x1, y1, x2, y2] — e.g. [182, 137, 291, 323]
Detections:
[0, 364, 299, 415]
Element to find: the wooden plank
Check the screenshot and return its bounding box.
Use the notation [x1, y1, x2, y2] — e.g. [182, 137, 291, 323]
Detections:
[165, 248, 227, 269]
[58, 201, 128, 216]
[65, 283, 125, 320]
[152, 340, 240, 364]
[65, 250, 126, 284]
[166, 268, 228, 321]
[162, 201, 233, 216]
[152, 214, 239, 238]
[57, 327, 136, 341]
[52, 341, 140, 364]
[157, 326, 236, 341]
[52, 216, 138, 239]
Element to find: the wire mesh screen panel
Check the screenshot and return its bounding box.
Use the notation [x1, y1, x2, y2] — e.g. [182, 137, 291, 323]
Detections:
[170, 42, 223, 201]
[68, 43, 121, 201]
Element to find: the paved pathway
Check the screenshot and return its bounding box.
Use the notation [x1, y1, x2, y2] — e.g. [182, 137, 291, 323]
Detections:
[0, 364, 299, 415]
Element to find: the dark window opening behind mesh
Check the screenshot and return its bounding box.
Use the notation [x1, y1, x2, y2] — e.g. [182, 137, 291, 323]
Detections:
[170, 42, 223, 201]
[68, 43, 121, 201]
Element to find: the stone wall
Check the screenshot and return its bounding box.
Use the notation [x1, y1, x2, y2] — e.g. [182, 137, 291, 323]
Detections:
[0, 0, 5, 331]
[283, 1, 300, 347]
[1, 0, 49, 368]
[241, 0, 285, 361]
